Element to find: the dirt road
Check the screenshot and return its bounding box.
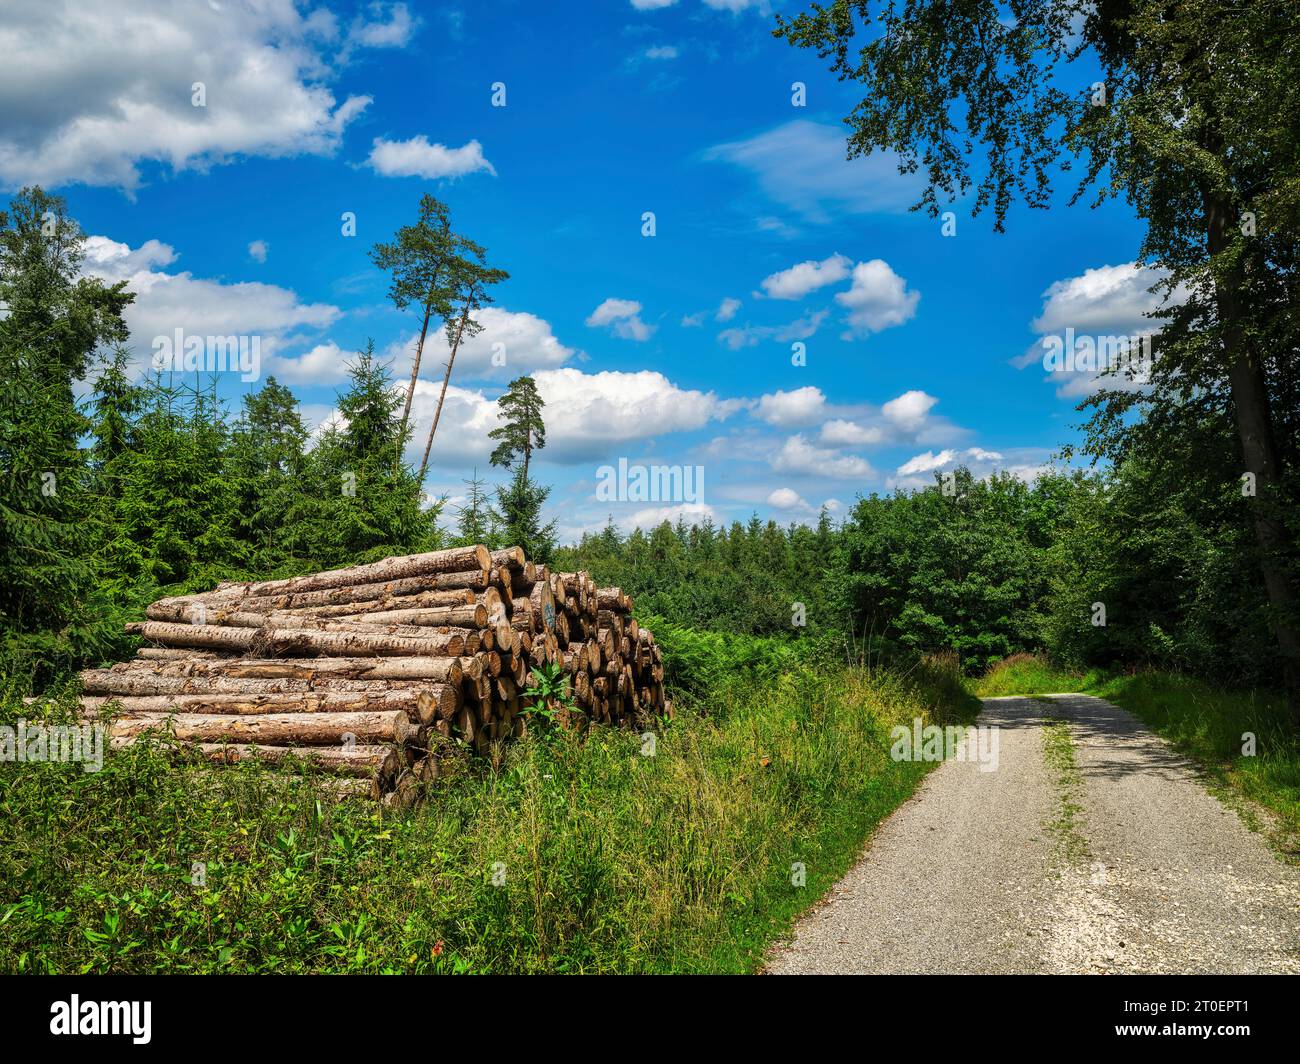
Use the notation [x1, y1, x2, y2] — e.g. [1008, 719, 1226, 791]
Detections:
[765, 694, 1300, 974]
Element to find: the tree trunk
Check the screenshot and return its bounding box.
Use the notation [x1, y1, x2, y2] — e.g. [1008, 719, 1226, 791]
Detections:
[80, 689, 424, 716]
[95, 709, 414, 745]
[399, 294, 436, 452]
[1206, 191, 1300, 715]
[111, 738, 401, 781]
[114, 655, 480, 683]
[136, 621, 468, 658]
[419, 302, 471, 482]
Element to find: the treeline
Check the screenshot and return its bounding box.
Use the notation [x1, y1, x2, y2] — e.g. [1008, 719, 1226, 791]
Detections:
[558, 462, 1279, 691]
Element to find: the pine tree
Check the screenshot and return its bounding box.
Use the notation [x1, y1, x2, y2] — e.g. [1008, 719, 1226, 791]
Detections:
[488, 375, 546, 480]
[370, 195, 458, 444]
[0, 187, 133, 679]
[418, 243, 509, 482]
[490, 468, 557, 563]
[454, 468, 493, 546]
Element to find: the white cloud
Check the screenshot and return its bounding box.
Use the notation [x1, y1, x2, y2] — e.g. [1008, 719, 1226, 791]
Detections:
[346, 3, 417, 50]
[820, 419, 884, 447]
[622, 502, 719, 529]
[772, 435, 875, 480]
[760, 253, 851, 299]
[755, 386, 826, 427]
[881, 390, 939, 433]
[644, 45, 679, 60]
[267, 341, 349, 385]
[896, 449, 959, 477]
[82, 234, 340, 375]
[706, 120, 924, 223]
[1018, 262, 1184, 398]
[631, 0, 678, 9]
[835, 259, 920, 336]
[586, 298, 655, 342]
[534, 367, 740, 462]
[0, 0, 381, 191]
[247, 240, 269, 264]
[767, 487, 809, 511]
[274, 306, 577, 387]
[366, 136, 495, 179]
[716, 297, 741, 322]
[1031, 263, 1170, 336]
[717, 308, 827, 350]
[888, 446, 1040, 491]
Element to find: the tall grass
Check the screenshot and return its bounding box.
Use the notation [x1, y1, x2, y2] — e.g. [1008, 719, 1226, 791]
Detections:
[0, 651, 976, 974]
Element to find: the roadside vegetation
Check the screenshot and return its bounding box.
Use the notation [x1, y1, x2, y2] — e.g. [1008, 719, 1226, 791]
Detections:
[0, 640, 976, 974]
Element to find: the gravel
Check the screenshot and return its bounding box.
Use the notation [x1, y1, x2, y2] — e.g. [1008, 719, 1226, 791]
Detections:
[765, 694, 1300, 974]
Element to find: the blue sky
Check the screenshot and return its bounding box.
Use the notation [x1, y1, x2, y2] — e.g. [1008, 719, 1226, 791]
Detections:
[2, 0, 1165, 542]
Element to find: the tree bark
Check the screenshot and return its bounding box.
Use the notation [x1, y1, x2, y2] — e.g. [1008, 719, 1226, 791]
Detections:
[136, 621, 468, 658]
[96, 709, 414, 745]
[108, 655, 477, 683]
[400, 292, 436, 450]
[1206, 190, 1300, 714]
[111, 738, 401, 780]
[418, 300, 471, 482]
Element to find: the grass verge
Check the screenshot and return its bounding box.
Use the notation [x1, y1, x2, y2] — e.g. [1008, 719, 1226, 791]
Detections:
[0, 654, 976, 974]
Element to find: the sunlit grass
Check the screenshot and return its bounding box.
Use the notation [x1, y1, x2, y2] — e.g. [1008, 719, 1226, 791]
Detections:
[0, 655, 976, 974]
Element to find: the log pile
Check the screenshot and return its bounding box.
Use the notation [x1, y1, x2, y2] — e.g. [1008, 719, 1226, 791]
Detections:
[78, 545, 668, 803]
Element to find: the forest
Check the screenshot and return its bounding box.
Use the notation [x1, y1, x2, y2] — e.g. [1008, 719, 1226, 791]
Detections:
[0, 178, 1294, 706]
[0, 0, 1297, 978]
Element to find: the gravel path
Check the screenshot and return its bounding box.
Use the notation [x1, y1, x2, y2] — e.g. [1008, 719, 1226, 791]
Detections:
[765, 694, 1300, 974]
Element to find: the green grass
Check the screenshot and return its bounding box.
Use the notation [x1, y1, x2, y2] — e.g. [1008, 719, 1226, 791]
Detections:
[1041, 715, 1089, 866]
[969, 653, 1099, 698]
[0, 654, 977, 974]
[972, 655, 1299, 859]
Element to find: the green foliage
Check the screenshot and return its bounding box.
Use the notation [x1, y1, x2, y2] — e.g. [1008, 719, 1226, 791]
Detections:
[0, 187, 134, 682]
[0, 656, 973, 973]
[490, 468, 556, 565]
[488, 374, 546, 478]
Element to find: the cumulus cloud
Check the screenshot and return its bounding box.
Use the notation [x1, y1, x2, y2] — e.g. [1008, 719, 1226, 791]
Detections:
[82, 234, 340, 375]
[366, 136, 495, 179]
[247, 240, 269, 264]
[1016, 262, 1186, 398]
[881, 390, 939, 433]
[717, 308, 827, 350]
[644, 45, 679, 60]
[767, 487, 809, 511]
[754, 386, 827, 427]
[0, 0, 388, 191]
[533, 367, 741, 462]
[586, 298, 655, 341]
[622, 502, 719, 529]
[760, 253, 851, 299]
[835, 259, 920, 336]
[819, 419, 885, 447]
[888, 447, 1048, 491]
[772, 435, 875, 480]
[705, 120, 924, 223]
[716, 297, 741, 322]
[345, 2, 417, 51]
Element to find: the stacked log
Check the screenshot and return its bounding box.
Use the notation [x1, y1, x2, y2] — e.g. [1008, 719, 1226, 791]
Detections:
[79, 546, 668, 803]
